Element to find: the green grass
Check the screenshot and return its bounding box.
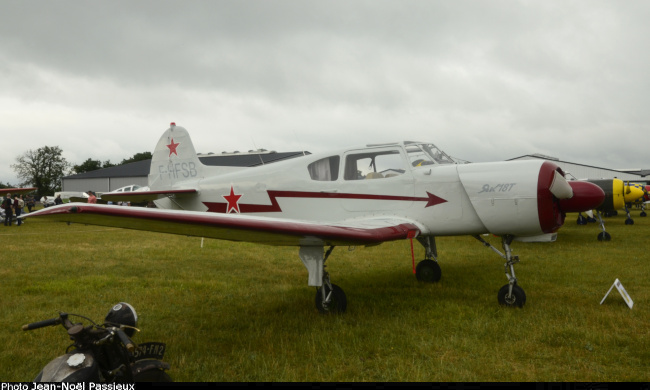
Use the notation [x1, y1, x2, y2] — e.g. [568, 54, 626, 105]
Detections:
[1, 210, 649, 381]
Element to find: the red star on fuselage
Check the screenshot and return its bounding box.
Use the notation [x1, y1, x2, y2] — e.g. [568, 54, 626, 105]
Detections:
[223, 186, 243, 213]
[167, 138, 180, 157]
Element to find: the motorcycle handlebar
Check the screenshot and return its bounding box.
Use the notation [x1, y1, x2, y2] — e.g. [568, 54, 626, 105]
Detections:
[115, 329, 135, 353]
[22, 317, 61, 331]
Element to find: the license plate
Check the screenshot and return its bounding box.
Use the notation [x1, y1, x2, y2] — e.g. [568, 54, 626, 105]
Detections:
[133, 342, 166, 360]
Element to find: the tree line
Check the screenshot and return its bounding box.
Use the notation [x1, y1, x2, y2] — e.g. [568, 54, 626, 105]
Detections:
[9, 146, 152, 198]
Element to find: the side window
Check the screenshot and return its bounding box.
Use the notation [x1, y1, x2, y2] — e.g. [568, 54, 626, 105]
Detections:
[344, 150, 406, 180]
[308, 156, 340, 181]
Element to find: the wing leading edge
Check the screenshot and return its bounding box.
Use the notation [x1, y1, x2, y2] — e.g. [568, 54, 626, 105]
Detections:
[23, 203, 421, 246]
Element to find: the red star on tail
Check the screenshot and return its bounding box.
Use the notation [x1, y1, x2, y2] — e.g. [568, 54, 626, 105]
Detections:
[166, 138, 180, 157]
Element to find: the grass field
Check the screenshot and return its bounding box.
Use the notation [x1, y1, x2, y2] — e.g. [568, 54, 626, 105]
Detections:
[1, 209, 648, 381]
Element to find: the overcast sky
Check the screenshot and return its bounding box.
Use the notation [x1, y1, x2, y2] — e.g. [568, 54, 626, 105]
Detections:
[2, 1, 649, 185]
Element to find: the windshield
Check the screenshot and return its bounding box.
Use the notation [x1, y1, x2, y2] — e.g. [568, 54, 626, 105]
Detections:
[405, 143, 455, 166]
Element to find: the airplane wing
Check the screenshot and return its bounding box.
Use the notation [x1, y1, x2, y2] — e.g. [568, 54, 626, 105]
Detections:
[0, 187, 37, 195]
[23, 203, 421, 246]
[99, 189, 197, 203]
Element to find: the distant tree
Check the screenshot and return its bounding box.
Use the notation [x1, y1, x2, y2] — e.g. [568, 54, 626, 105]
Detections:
[121, 152, 152, 165]
[72, 158, 119, 174]
[0, 182, 16, 189]
[11, 146, 71, 198]
[72, 158, 103, 174]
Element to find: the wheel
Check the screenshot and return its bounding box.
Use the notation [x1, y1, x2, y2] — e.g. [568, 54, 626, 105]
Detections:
[315, 284, 347, 314]
[497, 284, 526, 308]
[415, 259, 442, 283]
[133, 368, 172, 382]
[576, 215, 587, 225]
[640, 211, 647, 217]
[625, 218, 634, 225]
[597, 232, 612, 241]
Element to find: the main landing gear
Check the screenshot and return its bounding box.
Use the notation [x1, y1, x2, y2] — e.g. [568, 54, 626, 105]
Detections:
[300, 246, 347, 314]
[596, 211, 612, 241]
[414, 236, 442, 283]
[623, 204, 635, 225]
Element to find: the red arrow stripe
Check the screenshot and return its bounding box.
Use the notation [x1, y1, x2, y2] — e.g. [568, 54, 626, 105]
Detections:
[204, 190, 446, 213]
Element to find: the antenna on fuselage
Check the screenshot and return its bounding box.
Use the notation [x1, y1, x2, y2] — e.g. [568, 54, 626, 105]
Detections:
[289, 127, 307, 156]
[249, 135, 265, 166]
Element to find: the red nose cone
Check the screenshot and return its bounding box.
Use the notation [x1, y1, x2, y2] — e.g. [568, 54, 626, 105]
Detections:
[559, 181, 605, 212]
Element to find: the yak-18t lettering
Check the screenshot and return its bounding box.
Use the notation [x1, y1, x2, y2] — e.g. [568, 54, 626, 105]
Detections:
[25, 123, 605, 312]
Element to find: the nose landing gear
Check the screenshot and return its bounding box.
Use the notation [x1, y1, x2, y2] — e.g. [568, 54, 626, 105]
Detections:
[474, 234, 526, 308]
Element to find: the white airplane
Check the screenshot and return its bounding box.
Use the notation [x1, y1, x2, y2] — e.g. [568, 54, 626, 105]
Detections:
[25, 123, 605, 312]
[69, 184, 151, 204]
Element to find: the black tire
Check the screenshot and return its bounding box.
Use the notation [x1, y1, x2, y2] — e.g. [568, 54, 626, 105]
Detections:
[315, 284, 347, 314]
[597, 232, 612, 241]
[133, 368, 172, 382]
[576, 215, 587, 225]
[415, 259, 442, 283]
[625, 218, 634, 225]
[497, 284, 526, 308]
[640, 211, 647, 217]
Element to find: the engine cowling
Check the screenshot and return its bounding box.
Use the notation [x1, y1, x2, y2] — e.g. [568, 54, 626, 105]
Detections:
[457, 160, 604, 236]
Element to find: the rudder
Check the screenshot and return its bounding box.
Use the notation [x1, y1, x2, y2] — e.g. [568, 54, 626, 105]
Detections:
[148, 123, 204, 191]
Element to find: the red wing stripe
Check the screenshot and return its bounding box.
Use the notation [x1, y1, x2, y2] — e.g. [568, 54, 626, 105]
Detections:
[204, 190, 446, 213]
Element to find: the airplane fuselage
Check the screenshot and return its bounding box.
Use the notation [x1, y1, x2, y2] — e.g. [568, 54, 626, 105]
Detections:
[151, 139, 571, 239]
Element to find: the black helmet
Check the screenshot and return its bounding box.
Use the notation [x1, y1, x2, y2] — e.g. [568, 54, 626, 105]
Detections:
[105, 302, 138, 337]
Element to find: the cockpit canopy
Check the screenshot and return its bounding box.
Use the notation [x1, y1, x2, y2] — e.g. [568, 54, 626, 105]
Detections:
[308, 141, 457, 182]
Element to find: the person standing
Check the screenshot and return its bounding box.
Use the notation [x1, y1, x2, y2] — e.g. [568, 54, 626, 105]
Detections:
[2, 193, 13, 226]
[14, 195, 23, 226]
[26, 195, 35, 212]
[87, 191, 97, 204]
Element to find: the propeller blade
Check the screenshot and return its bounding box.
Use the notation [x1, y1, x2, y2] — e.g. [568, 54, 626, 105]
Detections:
[549, 170, 573, 199]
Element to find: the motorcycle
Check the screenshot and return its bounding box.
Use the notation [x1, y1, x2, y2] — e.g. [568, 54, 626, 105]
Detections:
[22, 302, 172, 382]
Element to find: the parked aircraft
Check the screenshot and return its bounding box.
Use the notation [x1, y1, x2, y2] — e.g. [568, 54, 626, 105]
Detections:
[69, 185, 151, 204]
[627, 183, 649, 217]
[24, 124, 605, 311]
[0, 187, 36, 196]
[575, 179, 645, 240]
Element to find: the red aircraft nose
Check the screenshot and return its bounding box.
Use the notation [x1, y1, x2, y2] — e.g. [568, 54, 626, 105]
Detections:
[558, 181, 605, 212]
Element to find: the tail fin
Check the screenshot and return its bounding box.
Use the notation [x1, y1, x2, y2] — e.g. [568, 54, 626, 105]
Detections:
[148, 123, 204, 191]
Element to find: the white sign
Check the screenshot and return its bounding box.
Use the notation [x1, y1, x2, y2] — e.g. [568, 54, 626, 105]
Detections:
[600, 278, 634, 309]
